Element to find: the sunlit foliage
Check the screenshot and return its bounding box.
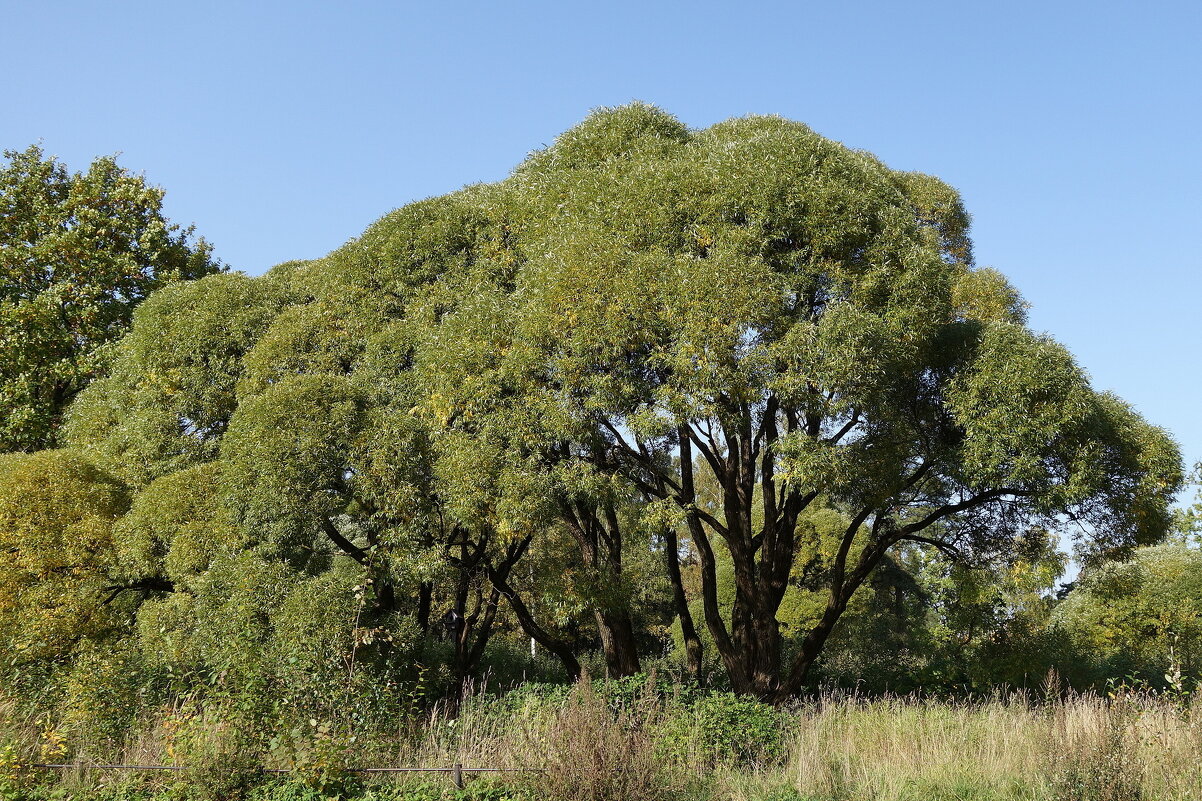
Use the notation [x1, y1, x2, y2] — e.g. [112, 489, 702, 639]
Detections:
[0, 106, 1184, 718]
[0, 146, 221, 452]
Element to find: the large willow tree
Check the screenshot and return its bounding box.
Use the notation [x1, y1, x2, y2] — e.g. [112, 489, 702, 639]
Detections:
[413, 104, 1181, 698]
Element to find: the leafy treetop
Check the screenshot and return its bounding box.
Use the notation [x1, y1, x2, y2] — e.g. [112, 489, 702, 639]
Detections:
[0, 145, 221, 452]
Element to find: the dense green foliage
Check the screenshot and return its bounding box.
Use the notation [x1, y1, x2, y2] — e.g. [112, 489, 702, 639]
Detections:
[1056, 544, 1202, 684]
[0, 145, 222, 452]
[0, 450, 128, 661]
[0, 105, 1195, 798]
[396, 104, 1179, 696]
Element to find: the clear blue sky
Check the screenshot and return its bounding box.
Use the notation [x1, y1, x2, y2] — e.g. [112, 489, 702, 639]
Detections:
[5, 1, 1200, 482]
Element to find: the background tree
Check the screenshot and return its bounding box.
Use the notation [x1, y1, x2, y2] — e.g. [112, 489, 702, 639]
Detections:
[813, 528, 1071, 692]
[0, 450, 129, 665]
[1056, 544, 1202, 684]
[0, 145, 221, 452]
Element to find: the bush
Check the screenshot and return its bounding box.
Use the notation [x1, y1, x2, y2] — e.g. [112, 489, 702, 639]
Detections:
[60, 642, 154, 751]
[694, 692, 786, 765]
[660, 691, 787, 768]
[593, 671, 701, 710]
[173, 717, 265, 801]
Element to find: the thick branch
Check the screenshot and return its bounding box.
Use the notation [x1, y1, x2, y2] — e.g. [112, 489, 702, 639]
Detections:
[823, 410, 861, 445]
[686, 424, 727, 483]
[901, 487, 1031, 536]
[679, 427, 746, 687]
[485, 562, 581, 681]
[597, 416, 682, 495]
[321, 517, 370, 565]
[101, 577, 175, 605]
[894, 532, 960, 557]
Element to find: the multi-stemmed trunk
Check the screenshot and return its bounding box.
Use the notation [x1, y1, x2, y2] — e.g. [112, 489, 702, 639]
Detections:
[445, 544, 501, 692]
[592, 397, 1019, 701]
[669, 420, 813, 698]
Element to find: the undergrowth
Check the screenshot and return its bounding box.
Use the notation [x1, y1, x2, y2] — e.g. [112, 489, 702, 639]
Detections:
[3, 679, 1202, 800]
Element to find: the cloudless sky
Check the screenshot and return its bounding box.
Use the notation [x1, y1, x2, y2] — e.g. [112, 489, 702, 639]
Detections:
[4, 1, 1201, 484]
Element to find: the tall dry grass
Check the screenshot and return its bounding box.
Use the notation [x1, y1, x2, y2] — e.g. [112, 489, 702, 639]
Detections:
[398, 680, 685, 800]
[382, 685, 1202, 800]
[762, 690, 1202, 801]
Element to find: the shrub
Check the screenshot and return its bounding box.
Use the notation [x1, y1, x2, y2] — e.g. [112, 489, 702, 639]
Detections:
[660, 691, 787, 768]
[275, 719, 359, 797]
[173, 716, 265, 801]
[0, 742, 30, 801]
[693, 692, 786, 765]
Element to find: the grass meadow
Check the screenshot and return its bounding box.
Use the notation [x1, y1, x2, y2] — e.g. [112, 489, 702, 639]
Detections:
[3, 678, 1201, 801]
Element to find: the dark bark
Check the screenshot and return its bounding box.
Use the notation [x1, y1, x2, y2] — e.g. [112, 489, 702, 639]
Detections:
[443, 528, 504, 687]
[484, 547, 582, 681]
[321, 515, 399, 614]
[465, 586, 501, 672]
[560, 496, 641, 678]
[678, 431, 745, 685]
[775, 518, 893, 700]
[416, 581, 433, 635]
[321, 516, 370, 564]
[595, 608, 641, 678]
[609, 404, 1026, 701]
[375, 582, 397, 613]
[102, 576, 175, 605]
[663, 526, 703, 682]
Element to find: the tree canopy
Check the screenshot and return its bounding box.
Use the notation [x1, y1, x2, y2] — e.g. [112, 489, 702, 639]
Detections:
[0, 145, 221, 452]
[0, 105, 1183, 704]
[407, 104, 1181, 696]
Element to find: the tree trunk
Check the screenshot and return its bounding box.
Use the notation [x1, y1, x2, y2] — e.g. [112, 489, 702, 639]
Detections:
[488, 565, 581, 681]
[595, 607, 641, 678]
[560, 497, 641, 678]
[416, 581, 432, 635]
[664, 528, 704, 683]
